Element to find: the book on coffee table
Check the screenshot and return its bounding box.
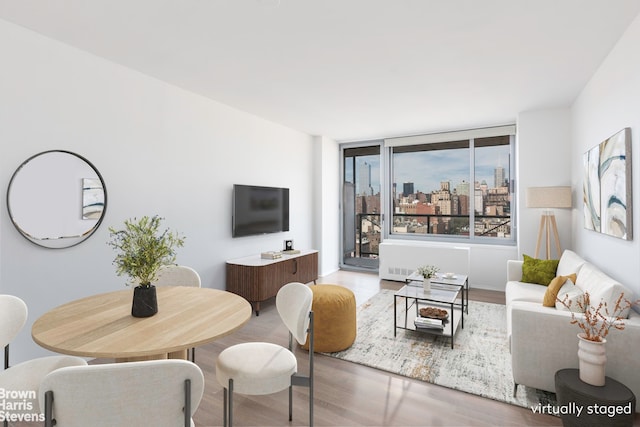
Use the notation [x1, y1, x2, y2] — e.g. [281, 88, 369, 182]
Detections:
[414, 316, 444, 330]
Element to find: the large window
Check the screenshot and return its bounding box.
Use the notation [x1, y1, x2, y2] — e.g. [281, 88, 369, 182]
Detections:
[339, 127, 515, 270]
[385, 126, 515, 243]
[342, 145, 381, 269]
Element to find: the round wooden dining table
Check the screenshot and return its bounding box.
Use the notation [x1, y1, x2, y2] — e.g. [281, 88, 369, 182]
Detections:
[32, 286, 252, 362]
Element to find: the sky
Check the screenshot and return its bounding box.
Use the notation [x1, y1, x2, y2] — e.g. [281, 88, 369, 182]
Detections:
[355, 144, 510, 195]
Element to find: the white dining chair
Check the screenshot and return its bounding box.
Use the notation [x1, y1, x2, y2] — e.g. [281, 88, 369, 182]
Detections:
[153, 264, 201, 288]
[215, 282, 314, 427]
[153, 264, 202, 361]
[40, 359, 204, 427]
[1, 295, 87, 427]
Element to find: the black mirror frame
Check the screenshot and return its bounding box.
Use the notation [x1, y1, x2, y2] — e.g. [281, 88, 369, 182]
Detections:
[6, 150, 108, 249]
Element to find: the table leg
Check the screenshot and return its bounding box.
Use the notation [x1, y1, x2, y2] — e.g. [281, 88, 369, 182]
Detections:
[465, 278, 469, 314]
[394, 295, 398, 337]
[404, 297, 409, 329]
[168, 349, 189, 360]
[450, 302, 454, 349]
[117, 354, 168, 363]
[461, 284, 465, 329]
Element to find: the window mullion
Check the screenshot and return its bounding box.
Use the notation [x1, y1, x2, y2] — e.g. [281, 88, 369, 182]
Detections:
[469, 138, 476, 239]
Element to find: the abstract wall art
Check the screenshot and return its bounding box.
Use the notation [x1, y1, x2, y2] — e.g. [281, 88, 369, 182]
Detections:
[82, 178, 105, 220]
[583, 128, 632, 240]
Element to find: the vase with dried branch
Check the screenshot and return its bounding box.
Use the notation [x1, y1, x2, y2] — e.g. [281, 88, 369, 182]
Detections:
[558, 291, 638, 385]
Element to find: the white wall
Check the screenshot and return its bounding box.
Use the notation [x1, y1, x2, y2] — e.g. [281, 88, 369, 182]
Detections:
[516, 108, 573, 259]
[571, 13, 640, 296]
[0, 19, 317, 362]
[313, 136, 340, 276]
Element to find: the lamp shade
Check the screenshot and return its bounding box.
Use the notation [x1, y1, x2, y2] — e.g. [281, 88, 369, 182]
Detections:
[526, 186, 572, 208]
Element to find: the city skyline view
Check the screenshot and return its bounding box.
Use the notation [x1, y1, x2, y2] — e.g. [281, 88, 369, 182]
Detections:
[355, 144, 510, 196]
[343, 140, 514, 267]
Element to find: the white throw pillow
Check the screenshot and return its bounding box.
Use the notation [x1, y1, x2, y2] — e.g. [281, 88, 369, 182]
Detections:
[576, 263, 634, 318]
[556, 250, 586, 276]
[555, 279, 585, 313]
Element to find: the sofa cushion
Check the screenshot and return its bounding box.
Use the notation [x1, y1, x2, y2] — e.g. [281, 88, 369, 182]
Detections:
[555, 279, 585, 312]
[521, 254, 559, 286]
[543, 273, 577, 307]
[576, 262, 634, 318]
[506, 280, 548, 305]
[556, 249, 586, 276]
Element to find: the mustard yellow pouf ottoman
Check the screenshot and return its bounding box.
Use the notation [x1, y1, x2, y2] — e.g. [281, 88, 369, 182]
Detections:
[302, 284, 356, 352]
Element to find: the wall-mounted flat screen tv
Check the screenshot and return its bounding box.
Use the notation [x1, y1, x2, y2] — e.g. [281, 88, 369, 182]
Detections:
[232, 184, 290, 237]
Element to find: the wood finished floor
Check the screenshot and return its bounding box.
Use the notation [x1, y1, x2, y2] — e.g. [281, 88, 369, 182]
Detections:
[190, 270, 563, 427]
[85, 270, 639, 426]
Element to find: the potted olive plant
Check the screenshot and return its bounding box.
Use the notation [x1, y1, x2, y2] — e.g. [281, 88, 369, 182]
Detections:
[108, 215, 185, 317]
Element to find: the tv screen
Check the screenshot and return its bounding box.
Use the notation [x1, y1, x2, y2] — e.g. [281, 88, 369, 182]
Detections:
[232, 184, 290, 237]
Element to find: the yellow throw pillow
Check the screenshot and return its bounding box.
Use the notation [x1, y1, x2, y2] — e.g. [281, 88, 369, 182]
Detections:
[542, 273, 577, 307]
[521, 254, 559, 286]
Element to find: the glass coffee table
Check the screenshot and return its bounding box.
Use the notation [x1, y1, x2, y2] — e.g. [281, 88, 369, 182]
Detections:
[394, 273, 468, 349]
[406, 271, 469, 315]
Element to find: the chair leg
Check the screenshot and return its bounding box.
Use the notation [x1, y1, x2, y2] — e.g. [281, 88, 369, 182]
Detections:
[190, 347, 196, 363]
[228, 379, 234, 427]
[309, 311, 314, 427]
[288, 384, 293, 421]
[223, 387, 227, 427]
[44, 390, 54, 427]
[4, 344, 9, 370]
[309, 379, 314, 427]
[184, 379, 191, 427]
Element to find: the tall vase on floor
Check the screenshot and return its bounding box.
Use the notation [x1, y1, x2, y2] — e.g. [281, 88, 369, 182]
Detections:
[422, 278, 431, 292]
[577, 333, 606, 386]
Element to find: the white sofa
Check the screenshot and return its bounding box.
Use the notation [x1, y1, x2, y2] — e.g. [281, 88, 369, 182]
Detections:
[506, 250, 640, 410]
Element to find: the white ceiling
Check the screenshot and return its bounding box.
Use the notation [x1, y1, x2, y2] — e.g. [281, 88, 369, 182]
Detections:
[1, 0, 640, 142]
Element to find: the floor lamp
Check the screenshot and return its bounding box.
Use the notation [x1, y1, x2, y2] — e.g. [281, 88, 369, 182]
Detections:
[526, 186, 572, 260]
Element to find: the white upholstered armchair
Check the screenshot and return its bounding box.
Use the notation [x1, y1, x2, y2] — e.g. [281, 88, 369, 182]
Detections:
[0, 294, 87, 426]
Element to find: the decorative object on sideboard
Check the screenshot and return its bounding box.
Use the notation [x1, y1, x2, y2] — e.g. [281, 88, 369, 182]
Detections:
[107, 215, 185, 318]
[283, 239, 300, 254]
[284, 239, 294, 251]
[558, 291, 638, 386]
[526, 186, 572, 260]
[416, 265, 439, 292]
[261, 251, 282, 260]
[584, 127, 633, 240]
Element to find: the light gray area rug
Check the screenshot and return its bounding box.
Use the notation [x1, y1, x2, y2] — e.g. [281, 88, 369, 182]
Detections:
[325, 289, 555, 410]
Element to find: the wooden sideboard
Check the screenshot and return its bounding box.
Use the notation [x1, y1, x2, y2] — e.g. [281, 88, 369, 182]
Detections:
[226, 250, 318, 315]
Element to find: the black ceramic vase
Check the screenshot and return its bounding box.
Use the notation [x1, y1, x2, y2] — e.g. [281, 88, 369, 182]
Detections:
[131, 284, 158, 318]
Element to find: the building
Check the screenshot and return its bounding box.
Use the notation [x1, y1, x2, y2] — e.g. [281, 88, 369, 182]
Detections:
[358, 161, 373, 196]
[494, 166, 506, 188]
[402, 182, 414, 196]
[432, 181, 453, 216]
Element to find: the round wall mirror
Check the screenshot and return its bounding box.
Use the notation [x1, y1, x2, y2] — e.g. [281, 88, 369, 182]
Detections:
[7, 150, 107, 249]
